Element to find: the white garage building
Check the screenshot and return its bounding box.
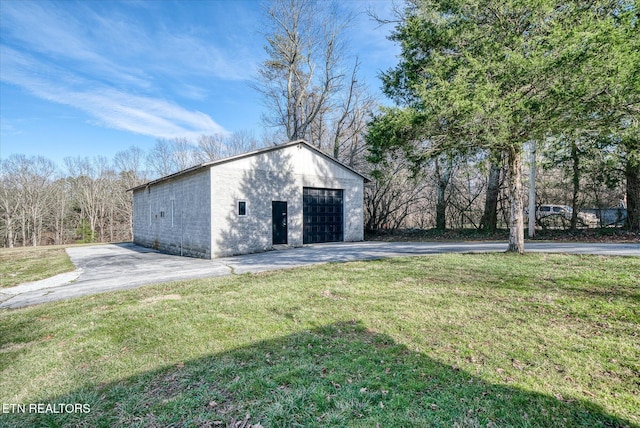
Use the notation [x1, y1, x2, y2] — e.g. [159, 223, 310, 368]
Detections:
[130, 140, 368, 258]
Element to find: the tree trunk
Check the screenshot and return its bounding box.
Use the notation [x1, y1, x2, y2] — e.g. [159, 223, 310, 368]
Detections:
[21, 216, 27, 247]
[57, 193, 66, 245]
[507, 146, 525, 253]
[32, 229, 37, 247]
[570, 141, 580, 230]
[481, 156, 501, 231]
[435, 157, 452, 230]
[626, 151, 640, 232]
[7, 217, 14, 248]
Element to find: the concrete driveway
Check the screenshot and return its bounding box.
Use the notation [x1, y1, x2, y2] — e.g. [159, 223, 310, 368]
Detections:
[1, 241, 638, 309]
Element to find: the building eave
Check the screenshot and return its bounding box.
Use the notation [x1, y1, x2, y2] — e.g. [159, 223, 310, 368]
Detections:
[128, 139, 370, 192]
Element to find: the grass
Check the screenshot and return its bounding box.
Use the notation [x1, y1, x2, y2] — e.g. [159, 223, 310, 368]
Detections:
[0, 252, 639, 427]
[0, 246, 75, 288]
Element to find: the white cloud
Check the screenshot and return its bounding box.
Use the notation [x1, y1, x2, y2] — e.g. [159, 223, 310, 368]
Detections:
[155, 32, 255, 82]
[1, 0, 255, 84]
[79, 90, 228, 139]
[1, 46, 228, 139]
[0, 1, 153, 88]
[0, 0, 251, 139]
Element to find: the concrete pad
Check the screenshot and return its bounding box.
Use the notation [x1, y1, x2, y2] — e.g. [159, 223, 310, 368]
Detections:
[0, 243, 231, 309]
[1, 240, 638, 309]
[220, 241, 510, 274]
[1, 270, 82, 295]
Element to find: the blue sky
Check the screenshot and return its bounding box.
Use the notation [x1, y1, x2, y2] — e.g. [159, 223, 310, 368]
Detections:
[0, 0, 399, 167]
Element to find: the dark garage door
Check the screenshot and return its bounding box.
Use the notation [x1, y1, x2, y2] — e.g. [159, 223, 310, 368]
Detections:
[303, 187, 343, 244]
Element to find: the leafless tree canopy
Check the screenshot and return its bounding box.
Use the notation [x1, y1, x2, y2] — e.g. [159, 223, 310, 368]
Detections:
[256, 0, 345, 142]
[254, 0, 375, 168]
[0, 131, 266, 247]
[0, 134, 632, 248]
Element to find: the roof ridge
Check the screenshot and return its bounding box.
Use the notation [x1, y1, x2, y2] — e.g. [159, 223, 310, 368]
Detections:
[128, 140, 368, 192]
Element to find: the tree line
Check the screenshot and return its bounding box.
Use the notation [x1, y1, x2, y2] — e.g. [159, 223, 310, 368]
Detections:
[1, 127, 633, 248]
[366, 0, 639, 252]
[2, 0, 638, 249]
[0, 133, 265, 248]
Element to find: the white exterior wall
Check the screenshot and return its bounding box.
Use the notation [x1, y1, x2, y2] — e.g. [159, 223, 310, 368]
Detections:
[210, 143, 364, 257]
[131, 142, 365, 259]
[132, 168, 212, 258]
[294, 144, 365, 243]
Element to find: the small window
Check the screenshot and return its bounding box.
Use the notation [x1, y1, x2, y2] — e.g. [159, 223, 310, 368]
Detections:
[238, 201, 247, 216]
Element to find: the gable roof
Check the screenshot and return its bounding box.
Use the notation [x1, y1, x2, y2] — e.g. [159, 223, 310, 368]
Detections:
[128, 140, 369, 192]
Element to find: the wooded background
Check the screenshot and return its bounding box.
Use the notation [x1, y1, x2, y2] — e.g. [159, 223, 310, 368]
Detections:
[2, 0, 638, 248]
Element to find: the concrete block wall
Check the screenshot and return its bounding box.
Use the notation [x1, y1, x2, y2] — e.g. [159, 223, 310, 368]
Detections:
[210, 143, 364, 257]
[132, 168, 212, 258]
[132, 142, 365, 259]
[211, 148, 301, 257]
[294, 144, 364, 242]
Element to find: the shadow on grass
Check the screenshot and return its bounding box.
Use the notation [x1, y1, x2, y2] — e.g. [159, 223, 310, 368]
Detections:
[2, 321, 633, 427]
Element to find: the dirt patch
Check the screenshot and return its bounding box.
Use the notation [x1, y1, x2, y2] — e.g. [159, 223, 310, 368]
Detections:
[141, 294, 182, 304]
[0, 341, 35, 354]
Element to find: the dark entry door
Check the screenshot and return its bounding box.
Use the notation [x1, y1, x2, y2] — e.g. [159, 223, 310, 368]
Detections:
[272, 201, 288, 245]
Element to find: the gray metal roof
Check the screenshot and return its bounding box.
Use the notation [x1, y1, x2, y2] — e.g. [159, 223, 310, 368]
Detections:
[128, 139, 369, 192]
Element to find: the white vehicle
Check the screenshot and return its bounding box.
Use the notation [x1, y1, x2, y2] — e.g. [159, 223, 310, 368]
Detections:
[536, 204, 598, 228]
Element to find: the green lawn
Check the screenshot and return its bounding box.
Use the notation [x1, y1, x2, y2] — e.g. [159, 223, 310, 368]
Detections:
[1, 253, 638, 427]
[0, 246, 75, 288]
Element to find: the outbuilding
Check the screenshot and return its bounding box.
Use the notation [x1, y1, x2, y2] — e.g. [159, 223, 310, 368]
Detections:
[129, 140, 368, 258]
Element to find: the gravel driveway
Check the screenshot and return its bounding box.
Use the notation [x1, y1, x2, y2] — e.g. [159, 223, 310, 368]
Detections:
[1, 241, 638, 309]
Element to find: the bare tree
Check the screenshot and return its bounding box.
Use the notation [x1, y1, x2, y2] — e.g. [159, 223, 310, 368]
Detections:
[329, 59, 376, 168]
[49, 178, 73, 245]
[197, 131, 263, 162]
[365, 157, 429, 231]
[446, 158, 486, 229]
[146, 139, 176, 178]
[0, 155, 57, 246]
[255, 0, 351, 147]
[225, 130, 262, 157]
[170, 137, 200, 171]
[147, 138, 200, 178]
[0, 160, 20, 247]
[196, 134, 227, 162]
[114, 146, 146, 181]
[114, 146, 148, 240]
[433, 156, 455, 230]
[65, 156, 113, 242]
